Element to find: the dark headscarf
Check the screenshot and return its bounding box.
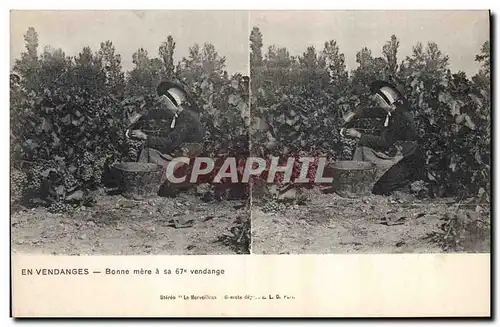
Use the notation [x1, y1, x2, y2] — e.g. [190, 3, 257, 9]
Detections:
[370, 80, 411, 111]
[156, 81, 201, 114]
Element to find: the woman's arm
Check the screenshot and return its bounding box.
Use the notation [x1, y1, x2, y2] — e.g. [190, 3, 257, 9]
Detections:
[358, 132, 393, 150]
[353, 106, 387, 118]
[139, 108, 175, 121]
[343, 106, 387, 126]
[357, 112, 411, 150]
[144, 111, 201, 154]
[145, 126, 189, 155]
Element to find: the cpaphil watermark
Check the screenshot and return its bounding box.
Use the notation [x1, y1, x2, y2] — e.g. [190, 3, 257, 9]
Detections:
[165, 156, 333, 184]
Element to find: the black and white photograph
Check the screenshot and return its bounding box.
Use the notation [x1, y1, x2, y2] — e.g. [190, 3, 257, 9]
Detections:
[249, 10, 491, 254]
[7, 7, 493, 318]
[9, 10, 493, 257]
[10, 10, 251, 255]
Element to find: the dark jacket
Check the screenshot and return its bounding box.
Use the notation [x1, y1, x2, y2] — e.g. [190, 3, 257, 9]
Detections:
[353, 102, 421, 159]
[138, 108, 204, 155]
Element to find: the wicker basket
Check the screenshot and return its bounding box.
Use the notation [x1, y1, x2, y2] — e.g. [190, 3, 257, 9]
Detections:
[112, 162, 164, 200]
[327, 160, 377, 197]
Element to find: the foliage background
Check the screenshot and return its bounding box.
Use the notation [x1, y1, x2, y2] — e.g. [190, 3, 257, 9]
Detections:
[10, 27, 250, 211]
[10, 26, 491, 212]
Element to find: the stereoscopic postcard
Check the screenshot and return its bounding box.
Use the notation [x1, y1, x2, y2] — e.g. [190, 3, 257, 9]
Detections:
[10, 9, 491, 317]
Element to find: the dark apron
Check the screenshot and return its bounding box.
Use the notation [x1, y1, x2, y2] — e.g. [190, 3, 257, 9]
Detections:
[138, 143, 204, 184]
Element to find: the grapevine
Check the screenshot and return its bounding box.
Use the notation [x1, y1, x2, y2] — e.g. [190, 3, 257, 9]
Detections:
[10, 168, 28, 205]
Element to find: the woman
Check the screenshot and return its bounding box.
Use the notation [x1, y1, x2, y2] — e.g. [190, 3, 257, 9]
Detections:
[128, 81, 204, 190]
[343, 80, 425, 195]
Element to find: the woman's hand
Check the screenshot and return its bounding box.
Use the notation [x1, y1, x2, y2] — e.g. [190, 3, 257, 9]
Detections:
[130, 129, 148, 140]
[343, 111, 357, 124]
[344, 128, 362, 139]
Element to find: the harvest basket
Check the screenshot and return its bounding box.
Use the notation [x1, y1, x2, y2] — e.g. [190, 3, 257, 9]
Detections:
[112, 162, 164, 200]
[327, 160, 377, 197]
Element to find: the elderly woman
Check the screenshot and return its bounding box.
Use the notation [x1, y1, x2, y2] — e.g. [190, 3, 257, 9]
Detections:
[343, 80, 425, 195]
[127, 81, 204, 192]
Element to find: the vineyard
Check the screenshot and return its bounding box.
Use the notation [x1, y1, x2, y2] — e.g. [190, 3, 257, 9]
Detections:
[10, 25, 491, 254]
[248, 28, 491, 253]
[10, 28, 250, 255]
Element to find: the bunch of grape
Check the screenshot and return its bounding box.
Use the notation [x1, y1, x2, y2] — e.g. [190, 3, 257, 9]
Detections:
[260, 199, 286, 213]
[11, 168, 27, 204]
[127, 138, 143, 161]
[27, 162, 51, 190]
[340, 138, 356, 160]
[92, 154, 109, 184]
[63, 170, 78, 191]
[82, 151, 95, 164]
[80, 164, 94, 182]
[48, 202, 73, 214]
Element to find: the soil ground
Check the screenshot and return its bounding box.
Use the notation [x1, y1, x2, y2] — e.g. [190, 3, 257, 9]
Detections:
[11, 189, 490, 255]
[251, 191, 491, 254]
[11, 192, 250, 255]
